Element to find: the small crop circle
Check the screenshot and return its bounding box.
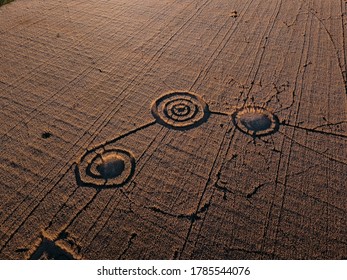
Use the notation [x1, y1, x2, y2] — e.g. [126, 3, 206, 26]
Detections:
[232, 106, 279, 137]
[151, 91, 210, 129]
[76, 148, 135, 188]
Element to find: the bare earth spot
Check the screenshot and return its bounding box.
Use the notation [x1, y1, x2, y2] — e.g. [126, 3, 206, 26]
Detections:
[232, 106, 279, 137]
[151, 91, 210, 130]
[230, 10, 238, 18]
[41, 132, 52, 139]
[76, 148, 135, 188]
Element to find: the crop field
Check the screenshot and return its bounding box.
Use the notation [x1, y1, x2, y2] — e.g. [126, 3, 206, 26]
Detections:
[0, 0, 346, 259]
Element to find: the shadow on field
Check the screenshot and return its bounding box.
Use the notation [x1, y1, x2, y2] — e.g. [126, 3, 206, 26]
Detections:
[0, 0, 14, 6]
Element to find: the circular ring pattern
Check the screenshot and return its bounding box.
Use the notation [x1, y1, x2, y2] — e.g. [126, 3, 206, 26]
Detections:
[151, 91, 210, 129]
[76, 148, 135, 188]
[232, 106, 279, 137]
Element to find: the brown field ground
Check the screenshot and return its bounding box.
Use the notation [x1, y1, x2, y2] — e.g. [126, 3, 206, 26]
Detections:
[0, 0, 346, 260]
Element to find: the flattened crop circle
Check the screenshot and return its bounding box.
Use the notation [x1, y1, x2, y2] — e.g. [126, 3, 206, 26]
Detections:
[77, 148, 135, 188]
[151, 91, 210, 129]
[232, 106, 279, 137]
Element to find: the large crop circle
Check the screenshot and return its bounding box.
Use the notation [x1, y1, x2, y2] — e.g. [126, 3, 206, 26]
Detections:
[151, 91, 210, 129]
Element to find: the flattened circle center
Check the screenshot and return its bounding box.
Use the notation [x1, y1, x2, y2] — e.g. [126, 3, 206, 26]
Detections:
[173, 104, 190, 115]
[96, 154, 125, 179]
[239, 112, 272, 131]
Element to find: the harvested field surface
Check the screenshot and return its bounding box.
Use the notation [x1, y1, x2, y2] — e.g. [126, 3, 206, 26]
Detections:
[0, 0, 346, 260]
